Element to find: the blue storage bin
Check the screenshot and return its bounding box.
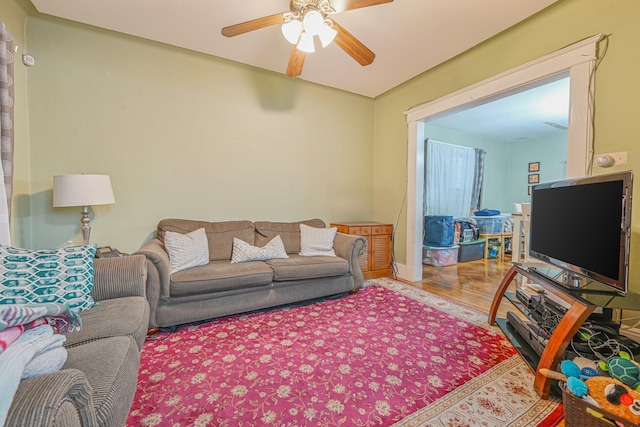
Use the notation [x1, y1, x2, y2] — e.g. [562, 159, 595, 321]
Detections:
[424, 216, 454, 247]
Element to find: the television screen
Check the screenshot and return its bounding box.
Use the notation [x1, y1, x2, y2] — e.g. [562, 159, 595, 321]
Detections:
[529, 171, 633, 294]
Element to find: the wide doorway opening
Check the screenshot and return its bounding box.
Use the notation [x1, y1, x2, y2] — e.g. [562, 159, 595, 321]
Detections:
[402, 35, 602, 283]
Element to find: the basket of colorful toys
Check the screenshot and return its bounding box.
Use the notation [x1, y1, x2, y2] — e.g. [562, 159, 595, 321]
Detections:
[542, 351, 640, 427]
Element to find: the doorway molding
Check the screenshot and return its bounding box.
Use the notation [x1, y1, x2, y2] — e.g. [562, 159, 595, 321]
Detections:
[401, 34, 602, 282]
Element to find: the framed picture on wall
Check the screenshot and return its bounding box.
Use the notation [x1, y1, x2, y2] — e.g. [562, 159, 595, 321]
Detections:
[528, 162, 540, 172]
[528, 174, 540, 184]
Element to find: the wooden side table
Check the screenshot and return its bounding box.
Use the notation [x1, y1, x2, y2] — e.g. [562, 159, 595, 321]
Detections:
[330, 221, 393, 279]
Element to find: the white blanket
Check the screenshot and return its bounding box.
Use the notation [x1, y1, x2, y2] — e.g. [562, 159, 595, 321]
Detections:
[0, 325, 67, 427]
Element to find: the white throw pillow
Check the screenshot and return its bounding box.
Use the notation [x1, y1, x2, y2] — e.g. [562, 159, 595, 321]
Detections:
[231, 235, 289, 263]
[164, 228, 209, 274]
[299, 223, 337, 256]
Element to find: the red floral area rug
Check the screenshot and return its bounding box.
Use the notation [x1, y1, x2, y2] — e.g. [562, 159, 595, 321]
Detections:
[127, 279, 559, 426]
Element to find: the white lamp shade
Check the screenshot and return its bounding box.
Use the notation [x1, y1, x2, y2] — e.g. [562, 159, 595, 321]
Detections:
[318, 22, 337, 48]
[302, 10, 324, 36]
[53, 174, 116, 207]
[281, 19, 302, 44]
[297, 32, 315, 53]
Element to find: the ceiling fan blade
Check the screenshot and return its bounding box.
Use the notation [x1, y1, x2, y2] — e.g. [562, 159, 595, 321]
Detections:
[331, 0, 393, 13]
[286, 46, 305, 77]
[221, 13, 284, 37]
[332, 22, 375, 66]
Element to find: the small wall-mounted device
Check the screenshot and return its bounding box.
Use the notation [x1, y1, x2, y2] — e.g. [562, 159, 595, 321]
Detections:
[594, 155, 614, 167]
[594, 151, 628, 168]
[22, 54, 35, 66]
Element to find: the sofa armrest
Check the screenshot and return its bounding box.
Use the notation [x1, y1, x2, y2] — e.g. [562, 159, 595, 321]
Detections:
[133, 238, 172, 329]
[6, 369, 97, 427]
[92, 254, 147, 301]
[333, 232, 367, 287]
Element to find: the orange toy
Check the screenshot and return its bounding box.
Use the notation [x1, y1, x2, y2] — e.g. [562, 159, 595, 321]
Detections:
[585, 376, 640, 424]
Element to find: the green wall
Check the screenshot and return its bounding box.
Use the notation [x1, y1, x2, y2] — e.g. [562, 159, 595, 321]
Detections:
[17, 13, 375, 252]
[509, 135, 567, 204]
[374, 0, 640, 289]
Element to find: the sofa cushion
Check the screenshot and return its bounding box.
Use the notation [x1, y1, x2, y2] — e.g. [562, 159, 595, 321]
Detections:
[64, 296, 149, 350]
[170, 260, 273, 297]
[231, 236, 288, 263]
[164, 228, 209, 273]
[64, 336, 139, 427]
[255, 219, 325, 254]
[0, 245, 97, 313]
[158, 219, 255, 261]
[266, 254, 349, 281]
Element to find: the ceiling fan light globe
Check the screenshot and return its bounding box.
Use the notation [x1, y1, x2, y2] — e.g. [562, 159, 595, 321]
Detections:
[318, 23, 337, 48]
[297, 32, 315, 53]
[302, 10, 325, 36]
[281, 19, 302, 44]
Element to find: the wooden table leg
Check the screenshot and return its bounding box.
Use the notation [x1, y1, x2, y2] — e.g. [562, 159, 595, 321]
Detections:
[488, 263, 518, 326]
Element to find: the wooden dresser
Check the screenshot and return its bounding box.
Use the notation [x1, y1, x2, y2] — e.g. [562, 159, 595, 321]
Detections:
[330, 221, 393, 280]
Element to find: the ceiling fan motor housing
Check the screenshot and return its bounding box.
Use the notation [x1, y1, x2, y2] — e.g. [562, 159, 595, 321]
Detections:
[291, 0, 336, 15]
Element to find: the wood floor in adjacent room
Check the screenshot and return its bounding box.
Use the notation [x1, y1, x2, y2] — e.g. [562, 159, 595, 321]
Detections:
[407, 258, 517, 320]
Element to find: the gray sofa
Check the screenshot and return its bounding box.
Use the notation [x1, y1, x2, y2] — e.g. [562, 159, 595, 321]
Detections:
[5, 255, 150, 427]
[135, 218, 368, 329]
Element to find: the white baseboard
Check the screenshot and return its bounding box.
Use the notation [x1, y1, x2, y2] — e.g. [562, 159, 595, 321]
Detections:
[392, 263, 418, 283]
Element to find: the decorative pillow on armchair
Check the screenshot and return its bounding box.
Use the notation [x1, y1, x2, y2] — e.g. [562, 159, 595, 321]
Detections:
[0, 245, 97, 313]
[164, 228, 210, 274]
[231, 235, 289, 263]
[299, 224, 337, 256]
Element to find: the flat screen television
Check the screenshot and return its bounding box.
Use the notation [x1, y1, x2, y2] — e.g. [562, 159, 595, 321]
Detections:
[529, 171, 633, 294]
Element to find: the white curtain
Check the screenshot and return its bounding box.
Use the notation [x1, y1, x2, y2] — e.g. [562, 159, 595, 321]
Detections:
[0, 22, 14, 246]
[424, 140, 476, 218]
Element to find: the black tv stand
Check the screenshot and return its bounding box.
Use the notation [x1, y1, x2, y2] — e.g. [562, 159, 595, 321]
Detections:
[488, 263, 640, 399]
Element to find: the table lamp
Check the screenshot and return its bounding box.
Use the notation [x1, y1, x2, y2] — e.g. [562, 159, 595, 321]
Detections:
[53, 174, 116, 245]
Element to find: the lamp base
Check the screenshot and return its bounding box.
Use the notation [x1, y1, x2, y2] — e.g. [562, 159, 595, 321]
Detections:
[80, 206, 91, 246]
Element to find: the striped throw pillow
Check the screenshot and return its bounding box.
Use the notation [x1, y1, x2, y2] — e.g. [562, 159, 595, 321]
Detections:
[164, 228, 209, 274]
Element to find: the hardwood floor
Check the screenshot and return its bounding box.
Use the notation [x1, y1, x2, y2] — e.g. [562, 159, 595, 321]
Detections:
[404, 258, 518, 321]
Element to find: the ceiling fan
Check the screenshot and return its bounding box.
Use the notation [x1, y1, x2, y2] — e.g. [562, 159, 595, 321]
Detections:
[221, 0, 393, 78]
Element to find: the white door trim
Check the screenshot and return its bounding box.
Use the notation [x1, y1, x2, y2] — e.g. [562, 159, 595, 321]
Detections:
[402, 34, 602, 283]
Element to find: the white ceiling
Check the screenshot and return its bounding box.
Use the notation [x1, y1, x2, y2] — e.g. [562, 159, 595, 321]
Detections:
[427, 76, 570, 142]
[29, 0, 560, 98]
